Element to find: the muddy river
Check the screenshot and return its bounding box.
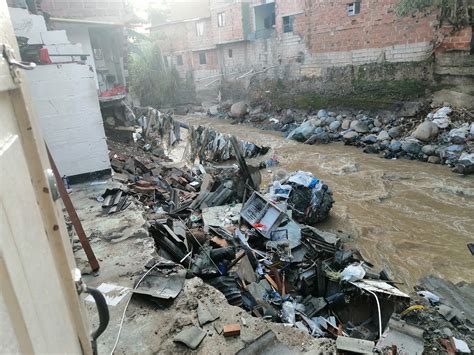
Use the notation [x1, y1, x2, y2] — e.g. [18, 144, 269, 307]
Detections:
[182, 115, 474, 290]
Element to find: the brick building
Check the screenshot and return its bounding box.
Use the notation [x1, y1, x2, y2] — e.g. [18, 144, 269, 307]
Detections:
[151, 0, 473, 95]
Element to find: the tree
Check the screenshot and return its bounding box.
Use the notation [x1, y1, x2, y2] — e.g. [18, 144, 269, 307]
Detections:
[129, 44, 195, 107]
[394, 0, 472, 29]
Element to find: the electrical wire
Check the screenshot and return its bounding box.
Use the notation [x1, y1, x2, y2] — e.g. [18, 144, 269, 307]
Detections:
[364, 288, 383, 339]
[109, 263, 160, 355]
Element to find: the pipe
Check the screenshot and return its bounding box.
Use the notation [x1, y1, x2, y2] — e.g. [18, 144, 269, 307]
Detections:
[85, 286, 110, 355]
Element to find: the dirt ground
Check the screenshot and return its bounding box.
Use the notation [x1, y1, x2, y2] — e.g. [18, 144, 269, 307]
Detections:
[69, 180, 336, 354]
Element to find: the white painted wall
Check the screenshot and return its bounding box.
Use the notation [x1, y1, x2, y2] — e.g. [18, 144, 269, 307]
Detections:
[26, 64, 110, 176]
[58, 25, 100, 90]
[8, 6, 110, 177]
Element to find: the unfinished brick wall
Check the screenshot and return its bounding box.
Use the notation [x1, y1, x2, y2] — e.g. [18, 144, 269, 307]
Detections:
[437, 26, 473, 52]
[304, 0, 436, 54]
[186, 18, 215, 50]
[40, 0, 127, 21]
[210, 2, 245, 44]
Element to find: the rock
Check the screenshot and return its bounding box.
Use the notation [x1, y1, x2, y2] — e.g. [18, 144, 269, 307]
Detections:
[371, 127, 381, 133]
[428, 156, 441, 164]
[313, 119, 322, 127]
[374, 119, 382, 128]
[362, 135, 377, 144]
[380, 140, 390, 149]
[328, 111, 336, 117]
[342, 119, 351, 130]
[413, 121, 439, 141]
[363, 144, 381, 154]
[343, 131, 359, 142]
[350, 120, 369, 133]
[317, 109, 328, 119]
[322, 116, 335, 126]
[388, 126, 402, 138]
[336, 115, 343, 121]
[452, 153, 474, 175]
[356, 114, 366, 120]
[230, 101, 248, 117]
[402, 139, 422, 155]
[422, 145, 437, 156]
[390, 140, 402, 152]
[287, 120, 317, 142]
[209, 105, 219, 116]
[470, 123, 474, 136]
[305, 129, 330, 144]
[377, 130, 390, 141]
[329, 121, 341, 131]
[382, 116, 392, 125]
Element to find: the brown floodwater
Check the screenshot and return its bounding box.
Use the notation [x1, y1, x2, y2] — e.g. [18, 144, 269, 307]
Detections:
[182, 115, 474, 290]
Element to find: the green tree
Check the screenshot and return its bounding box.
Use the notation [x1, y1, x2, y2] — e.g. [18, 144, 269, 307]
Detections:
[394, 0, 472, 29]
[129, 44, 195, 107]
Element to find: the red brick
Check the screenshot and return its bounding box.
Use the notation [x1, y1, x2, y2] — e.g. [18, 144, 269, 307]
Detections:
[223, 323, 241, 337]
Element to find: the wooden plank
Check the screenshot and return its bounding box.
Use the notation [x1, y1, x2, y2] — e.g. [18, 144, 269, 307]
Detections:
[46, 146, 100, 272]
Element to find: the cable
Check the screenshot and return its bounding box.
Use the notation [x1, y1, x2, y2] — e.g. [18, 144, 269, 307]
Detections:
[109, 263, 160, 355]
[364, 288, 383, 339]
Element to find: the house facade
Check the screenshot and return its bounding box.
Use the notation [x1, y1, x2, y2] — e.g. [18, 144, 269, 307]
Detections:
[151, 0, 473, 93]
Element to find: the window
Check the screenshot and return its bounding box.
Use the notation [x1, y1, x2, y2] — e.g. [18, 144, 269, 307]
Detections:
[217, 12, 225, 27]
[176, 55, 183, 66]
[228, 49, 233, 58]
[347, 2, 361, 16]
[199, 52, 206, 64]
[196, 21, 204, 36]
[282, 15, 294, 33]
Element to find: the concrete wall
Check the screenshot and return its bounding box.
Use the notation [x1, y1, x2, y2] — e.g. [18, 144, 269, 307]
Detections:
[55, 25, 99, 89]
[9, 6, 110, 177]
[40, 0, 128, 22]
[26, 64, 110, 176]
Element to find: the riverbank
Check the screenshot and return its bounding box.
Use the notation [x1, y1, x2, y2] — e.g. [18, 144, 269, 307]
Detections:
[202, 102, 474, 176]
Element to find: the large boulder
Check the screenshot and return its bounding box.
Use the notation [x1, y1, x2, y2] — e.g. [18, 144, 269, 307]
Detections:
[329, 121, 341, 131]
[388, 126, 402, 139]
[402, 139, 422, 155]
[350, 120, 369, 133]
[305, 128, 330, 145]
[317, 109, 328, 119]
[422, 145, 437, 156]
[343, 131, 359, 143]
[287, 120, 317, 142]
[230, 101, 248, 118]
[412, 121, 439, 141]
[377, 130, 390, 141]
[341, 119, 351, 130]
[389, 140, 402, 152]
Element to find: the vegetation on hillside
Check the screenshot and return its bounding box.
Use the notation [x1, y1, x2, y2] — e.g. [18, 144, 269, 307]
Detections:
[395, 0, 472, 29]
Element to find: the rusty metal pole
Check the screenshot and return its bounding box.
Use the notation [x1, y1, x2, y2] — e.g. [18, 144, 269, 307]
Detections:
[46, 145, 100, 271]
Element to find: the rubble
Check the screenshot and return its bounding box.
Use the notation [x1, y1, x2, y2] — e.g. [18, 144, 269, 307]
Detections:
[83, 105, 473, 353]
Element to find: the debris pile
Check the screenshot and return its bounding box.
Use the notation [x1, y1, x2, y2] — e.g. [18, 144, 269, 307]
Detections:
[99, 116, 472, 354]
